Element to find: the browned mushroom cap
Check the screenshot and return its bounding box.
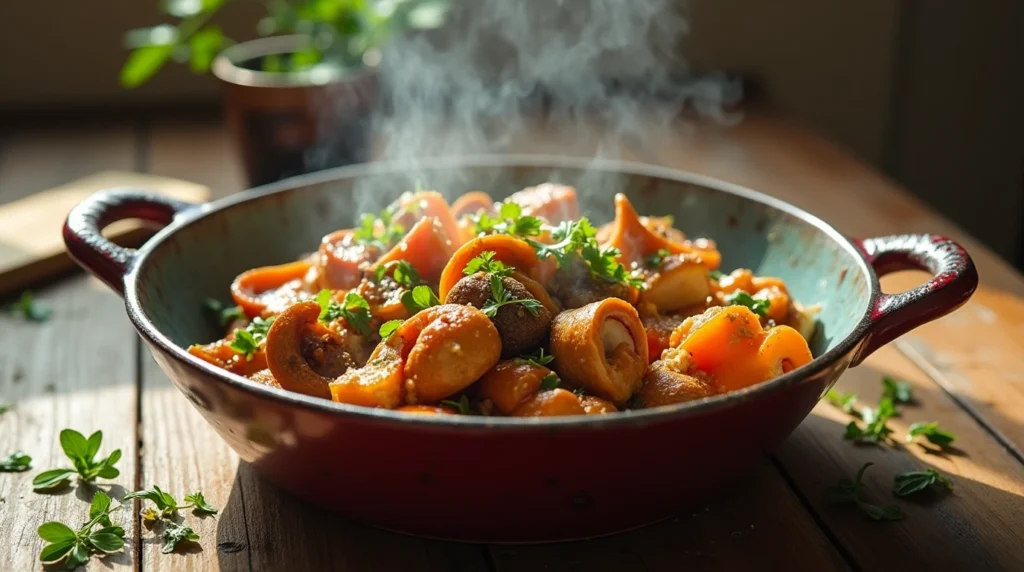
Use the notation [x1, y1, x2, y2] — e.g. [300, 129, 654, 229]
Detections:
[478, 360, 554, 414]
[263, 301, 339, 400]
[637, 346, 717, 408]
[445, 272, 553, 358]
[549, 298, 649, 406]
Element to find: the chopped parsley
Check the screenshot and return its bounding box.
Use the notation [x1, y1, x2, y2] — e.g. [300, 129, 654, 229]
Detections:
[401, 285, 441, 314]
[471, 201, 543, 238]
[539, 373, 561, 390]
[6, 290, 52, 322]
[882, 376, 914, 404]
[518, 348, 554, 367]
[229, 316, 275, 360]
[316, 290, 372, 336]
[482, 274, 542, 318]
[529, 218, 644, 289]
[354, 208, 406, 250]
[373, 260, 423, 287]
[709, 270, 724, 281]
[724, 290, 771, 317]
[463, 251, 513, 277]
[825, 389, 859, 414]
[843, 397, 896, 445]
[440, 395, 472, 414]
[644, 248, 672, 269]
[0, 450, 31, 472]
[203, 298, 245, 327]
[379, 319, 403, 340]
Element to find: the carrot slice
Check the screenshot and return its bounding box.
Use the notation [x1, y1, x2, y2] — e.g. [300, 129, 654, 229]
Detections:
[438, 235, 550, 300]
[511, 388, 586, 417]
[330, 334, 405, 408]
[231, 260, 314, 318]
[397, 405, 457, 415]
[601, 193, 721, 269]
[372, 217, 455, 285]
[478, 360, 554, 414]
[188, 338, 267, 377]
[262, 301, 334, 399]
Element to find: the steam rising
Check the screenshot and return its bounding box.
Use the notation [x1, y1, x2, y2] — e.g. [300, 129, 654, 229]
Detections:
[324, 0, 740, 217]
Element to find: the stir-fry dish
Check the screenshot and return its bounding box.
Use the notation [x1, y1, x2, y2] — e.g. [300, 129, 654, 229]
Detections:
[190, 184, 819, 416]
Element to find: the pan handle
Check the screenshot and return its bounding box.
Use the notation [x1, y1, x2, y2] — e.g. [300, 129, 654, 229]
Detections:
[850, 234, 978, 366]
[63, 189, 199, 297]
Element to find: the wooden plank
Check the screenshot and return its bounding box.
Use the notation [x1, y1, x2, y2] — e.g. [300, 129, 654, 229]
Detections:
[634, 114, 1024, 458]
[490, 462, 849, 572]
[0, 277, 140, 571]
[138, 120, 489, 571]
[776, 345, 1024, 571]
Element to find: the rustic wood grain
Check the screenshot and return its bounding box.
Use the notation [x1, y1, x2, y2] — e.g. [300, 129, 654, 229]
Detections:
[777, 345, 1024, 571]
[0, 126, 140, 571]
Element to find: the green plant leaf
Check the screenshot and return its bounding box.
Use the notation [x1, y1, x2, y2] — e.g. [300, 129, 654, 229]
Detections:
[89, 531, 126, 554]
[37, 522, 76, 544]
[85, 431, 103, 462]
[184, 491, 218, 515]
[90, 490, 113, 519]
[882, 376, 914, 404]
[65, 542, 91, 569]
[539, 373, 560, 390]
[894, 468, 954, 497]
[38, 539, 76, 564]
[162, 522, 200, 553]
[0, 450, 32, 472]
[59, 429, 89, 463]
[189, 26, 224, 73]
[121, 44, 176, 88]
[379, 319, 403, 339]
[907, 421, 956, 447]
[33, 468, 76, 490]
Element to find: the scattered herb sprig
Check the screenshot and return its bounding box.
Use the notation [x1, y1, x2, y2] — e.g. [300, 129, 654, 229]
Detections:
[354, 209, 406, 250]
[644, 248, 672, 269]
[33, 430, 122, 491]
[373, 260, 423, 287]
[894, 468, 954, 497]
[379, 319, 404, 340]
[539, 373, 561, 390]
[825, 389, 859, 414]
[463, 251, 514, 277]
[824, 463, 904, 521]
[316, 290, 372, 336]
[518, 348, 554, 368]
[843, 398, 897, 445]
[38, 490, 125, 569]
[907, 422, 957, 447]
[0, 450, 31, 472]
[482, 274, 542, 318]
[125, 485, 217, 553]
[709, 270, 725, 281]
[440, 395, 472, 415]
[724, 290, 770, 318]
[882, 376, 914, 404]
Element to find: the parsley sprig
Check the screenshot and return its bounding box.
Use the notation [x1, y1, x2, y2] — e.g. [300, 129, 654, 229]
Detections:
[463, 251, 513, 277]
[882, 376, 914, 404]
[5, 290, 52, 322]
[644, 248, 671, 269]
[724, 291, 771, 317]
[202, 298, 245, 327]
[471, 201, 543, 238]
[529, 218, 644, 289]
[907, 422, 957, 447]
[401, 285, 441, 314]
[843, 397, 897, 445]
[517, 348, 554, 367]
[0, 450, 31, 472]
[825, 389, 858, 414]
[539, 373, 561, 390]
[482, 274, 542, 318]
[373, 260, 423, 287]
[33, 429, 122, 491]
[38, 490, 125, 569]
[125, 485, 217, 553]
[316, 290, 372, 336]
[229, 316, 275, 360]
[824, 462, 904, 521]
[894, 468, 954, 497]
[440, 395, 472, 415]
[0, 403, 10, 415]
[354, 209, 406, 250]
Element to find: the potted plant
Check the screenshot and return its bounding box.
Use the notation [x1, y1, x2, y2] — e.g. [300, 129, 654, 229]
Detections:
[121, 0, 449, 186]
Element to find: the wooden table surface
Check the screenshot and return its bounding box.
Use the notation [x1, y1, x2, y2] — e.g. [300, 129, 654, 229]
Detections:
[1, 112, 1023, 571]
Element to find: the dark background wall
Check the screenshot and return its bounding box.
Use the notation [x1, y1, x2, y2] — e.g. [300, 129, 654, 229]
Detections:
[1, 0, 1021, 264]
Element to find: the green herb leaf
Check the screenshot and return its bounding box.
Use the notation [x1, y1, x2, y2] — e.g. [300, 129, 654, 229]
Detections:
[162, 521, 200, 554]
[188, 26, 224, 73]
[184, 491, 218, 515]
[353, 209, 406, 250]
[0, 450, 31, 472]
[882, 376, 914, 404]
[379, 319, 403, 340]
[6, 290, 53, 321]
[90, 490, 113, 520]
[644, 248, 672, 269]
[894, 468, 954, 497]
[125, 484, 180, 515]
[229, 316, 275, 359]
[843, 398, 896, 445]
[88, 531, 126, 554]
[37, 522, 76, 544]
[824, 462, 904, 521]
[317, 290, 373, 336]
[825, 389, 858, 414]
[530, 217, 642, 288]
[59, 429, 90, 464]
[471, 202, 542, 238]
[65, 543, 91, 569]
[907, 421, 957, 447]
[481, 274, 542, 318]
[0, 403, 10, 415]
[38, 539, 76, 564]
[440, 395, 471, 415]
[709, 270, 724, 280]
[518, 348, 554, 367]
[121, 44, 176, 88]
[463, 251, 514, 277]
[539, 373, 561, 390]
[401, 285, 441, 315]
[724, 290, 771, 317]
[32, 468, 77, 490]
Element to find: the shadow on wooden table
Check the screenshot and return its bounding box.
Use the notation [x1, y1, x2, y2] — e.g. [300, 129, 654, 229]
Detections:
[208, 366, 1024, 572]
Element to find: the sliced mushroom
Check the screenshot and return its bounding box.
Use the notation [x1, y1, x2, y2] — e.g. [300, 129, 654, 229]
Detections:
[445, 273, 552, 358]
[549, 298, 649, 406]
[637, 346, 717, 407]
[640, 253, 711, 313]
[478, 360, 556, 414]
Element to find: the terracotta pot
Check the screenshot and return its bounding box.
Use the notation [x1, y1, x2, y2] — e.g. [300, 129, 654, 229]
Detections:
[212, 35, 378, 187]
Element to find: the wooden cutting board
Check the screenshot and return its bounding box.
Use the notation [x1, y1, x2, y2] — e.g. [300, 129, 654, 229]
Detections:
[0, 171, 210, 297]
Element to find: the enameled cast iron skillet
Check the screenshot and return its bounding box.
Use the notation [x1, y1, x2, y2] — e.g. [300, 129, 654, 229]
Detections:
[63, 156, 977, 542]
